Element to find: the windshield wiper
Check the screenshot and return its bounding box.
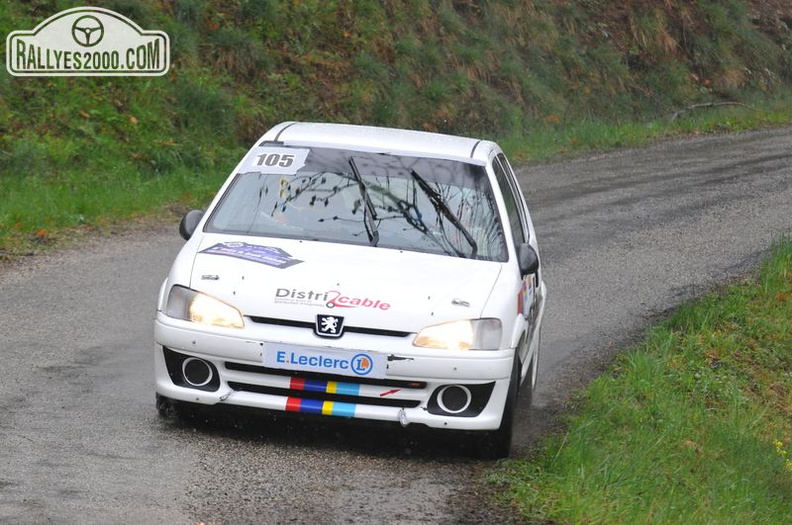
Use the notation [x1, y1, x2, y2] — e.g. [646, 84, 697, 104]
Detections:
[348, 157, 379, 246]
[410, 169, 478, 258]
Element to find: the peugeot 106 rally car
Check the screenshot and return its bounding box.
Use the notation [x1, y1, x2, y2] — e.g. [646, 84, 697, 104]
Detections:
[154, 122, 546, 458]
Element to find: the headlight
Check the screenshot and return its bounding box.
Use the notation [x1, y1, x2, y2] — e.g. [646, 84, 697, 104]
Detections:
[413, 319, 502, 350]
[166, 285, 244, 329]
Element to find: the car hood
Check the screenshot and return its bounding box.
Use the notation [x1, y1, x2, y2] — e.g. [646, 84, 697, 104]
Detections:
[184, 235, 503, 332]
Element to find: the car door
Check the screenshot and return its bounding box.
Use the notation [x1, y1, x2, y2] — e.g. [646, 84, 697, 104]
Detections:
[492, 153, 540, 373]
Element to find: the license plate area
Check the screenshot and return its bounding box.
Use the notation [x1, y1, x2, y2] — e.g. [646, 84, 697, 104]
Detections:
[263, 343, 386, 379]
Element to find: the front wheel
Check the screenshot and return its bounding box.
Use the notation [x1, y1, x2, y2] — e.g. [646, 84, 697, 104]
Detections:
[475, 354, 521, 459]
[156, 393, 204, 421]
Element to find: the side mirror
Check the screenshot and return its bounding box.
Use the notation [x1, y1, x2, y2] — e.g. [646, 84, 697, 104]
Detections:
[179, 210, 204, 240]
[517, 243, 539, 276]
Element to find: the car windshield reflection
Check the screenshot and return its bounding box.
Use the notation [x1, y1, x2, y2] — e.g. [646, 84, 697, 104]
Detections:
[205, 147, 508, 261]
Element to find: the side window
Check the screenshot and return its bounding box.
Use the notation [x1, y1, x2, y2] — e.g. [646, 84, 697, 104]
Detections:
[492, 155, 527, 247]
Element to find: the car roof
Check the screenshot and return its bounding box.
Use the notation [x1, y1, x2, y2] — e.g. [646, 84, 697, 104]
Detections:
[258, 122, 496, 165]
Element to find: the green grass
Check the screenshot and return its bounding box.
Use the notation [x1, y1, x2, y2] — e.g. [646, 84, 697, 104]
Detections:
[499, 94, 792, 163]
[490, 239, 792, 524]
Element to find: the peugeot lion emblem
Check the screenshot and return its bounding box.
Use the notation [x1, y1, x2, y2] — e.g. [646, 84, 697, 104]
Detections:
[315, 314, 344, 338]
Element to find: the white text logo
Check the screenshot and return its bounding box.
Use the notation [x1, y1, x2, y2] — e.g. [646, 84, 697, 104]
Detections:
[6, 7, 170, 76]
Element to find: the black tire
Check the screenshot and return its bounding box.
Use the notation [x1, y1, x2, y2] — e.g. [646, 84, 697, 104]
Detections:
[156, 394, 203, 421]
[475, 353, 521, 460]
[156, 393, 176, 418]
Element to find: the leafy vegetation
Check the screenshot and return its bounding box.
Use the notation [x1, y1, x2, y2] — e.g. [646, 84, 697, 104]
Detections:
[1, 0, 792, 256]
[491, 239, 792, 523]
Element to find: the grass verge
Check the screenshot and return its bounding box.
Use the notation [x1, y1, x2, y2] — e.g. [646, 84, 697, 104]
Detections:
[499, 95, 792, 163]
[490, 238, 792, 523]
[0, 160, 237, 258]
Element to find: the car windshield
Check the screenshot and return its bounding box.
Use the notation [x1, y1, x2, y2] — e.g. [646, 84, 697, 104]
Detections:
[205, 145, 508, 261]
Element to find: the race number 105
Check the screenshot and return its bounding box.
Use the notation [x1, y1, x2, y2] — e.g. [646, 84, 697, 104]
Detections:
[256, 153, 295, 167]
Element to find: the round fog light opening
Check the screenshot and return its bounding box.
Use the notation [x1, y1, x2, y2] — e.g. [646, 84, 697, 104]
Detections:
[437, 385, 472, 414]
[182, 357, 213, 387]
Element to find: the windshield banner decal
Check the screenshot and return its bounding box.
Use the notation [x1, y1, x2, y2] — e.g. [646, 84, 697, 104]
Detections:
[200, 242, 303, 269]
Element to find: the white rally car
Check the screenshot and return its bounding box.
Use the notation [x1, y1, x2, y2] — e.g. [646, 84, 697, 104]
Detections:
[154, 122, 546, 458]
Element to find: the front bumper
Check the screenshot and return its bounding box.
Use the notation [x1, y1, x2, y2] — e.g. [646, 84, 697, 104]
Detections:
[154, 313, 514, 431]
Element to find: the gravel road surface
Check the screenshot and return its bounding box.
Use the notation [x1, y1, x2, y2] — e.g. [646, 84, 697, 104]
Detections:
[1, 127, 791, 524]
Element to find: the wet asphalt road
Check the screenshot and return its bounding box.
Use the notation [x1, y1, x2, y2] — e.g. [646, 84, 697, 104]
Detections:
[1, 127, 791, 524]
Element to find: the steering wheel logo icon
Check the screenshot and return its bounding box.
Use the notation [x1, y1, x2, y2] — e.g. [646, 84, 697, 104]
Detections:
[71, 15, 104, 47]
